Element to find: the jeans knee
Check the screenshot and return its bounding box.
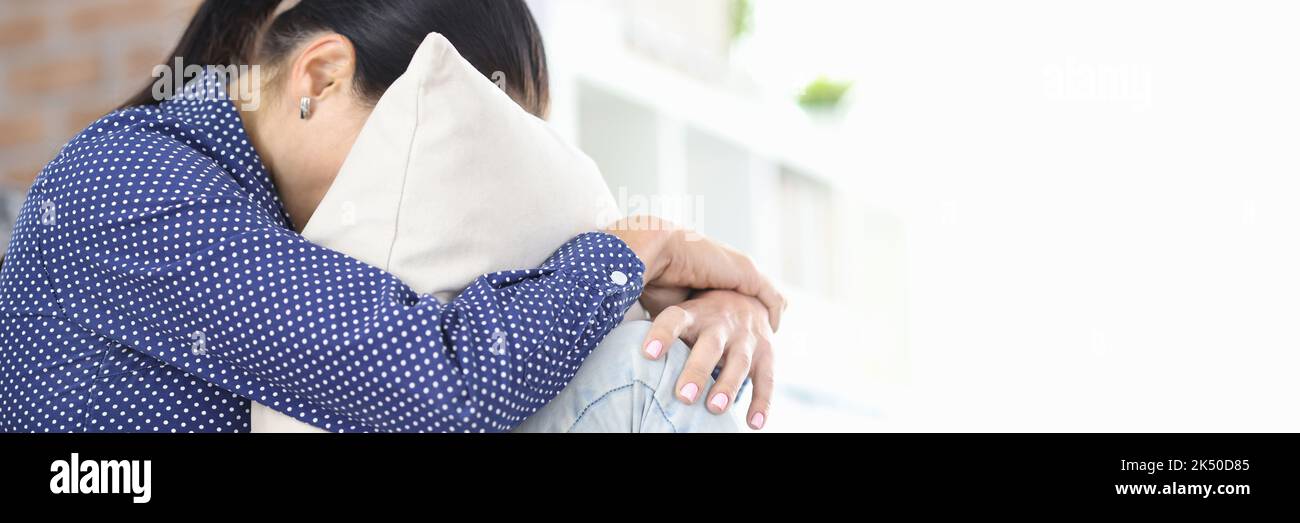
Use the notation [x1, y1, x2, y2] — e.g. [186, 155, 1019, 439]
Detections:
[516, 320, 740, 433]
[588, 320, 690, 392]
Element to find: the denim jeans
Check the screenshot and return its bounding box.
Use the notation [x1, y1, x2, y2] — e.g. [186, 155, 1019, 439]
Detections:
[514, 320, 745, 433]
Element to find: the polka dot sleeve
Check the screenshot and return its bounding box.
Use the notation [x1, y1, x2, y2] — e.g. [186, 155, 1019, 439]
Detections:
[13, 95, 645, 432]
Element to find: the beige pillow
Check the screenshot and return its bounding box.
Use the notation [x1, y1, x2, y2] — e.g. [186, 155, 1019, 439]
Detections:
[250, 32, 634, 432]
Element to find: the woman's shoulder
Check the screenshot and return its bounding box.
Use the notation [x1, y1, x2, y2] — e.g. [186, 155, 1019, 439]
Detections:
[36, 103, 239, 199]
[59, 104, 178, 154]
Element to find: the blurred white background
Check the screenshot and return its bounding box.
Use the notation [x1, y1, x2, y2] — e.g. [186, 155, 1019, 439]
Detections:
[529, 0, 1300, 431]
[3, 0, 1297, 432]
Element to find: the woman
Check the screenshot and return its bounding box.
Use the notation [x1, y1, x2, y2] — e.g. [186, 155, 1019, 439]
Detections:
[0, 0, 781, 432]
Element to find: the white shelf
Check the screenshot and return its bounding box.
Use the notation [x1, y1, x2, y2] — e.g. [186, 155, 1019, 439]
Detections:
[568, 44, 862, 192]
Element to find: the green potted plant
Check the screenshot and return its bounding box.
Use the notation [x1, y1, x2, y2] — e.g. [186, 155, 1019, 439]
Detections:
[798, 75, 854, 114]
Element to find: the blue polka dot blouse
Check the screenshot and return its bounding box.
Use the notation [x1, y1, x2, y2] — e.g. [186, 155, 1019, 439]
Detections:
[0, 72, 645, 432]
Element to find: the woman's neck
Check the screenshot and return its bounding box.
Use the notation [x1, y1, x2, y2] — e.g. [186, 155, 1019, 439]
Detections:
[270, 168, 328, 234]
[239, 105, 327, 233]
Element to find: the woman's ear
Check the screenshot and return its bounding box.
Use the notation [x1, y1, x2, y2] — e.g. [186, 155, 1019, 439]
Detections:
[288, 33, 357, 109]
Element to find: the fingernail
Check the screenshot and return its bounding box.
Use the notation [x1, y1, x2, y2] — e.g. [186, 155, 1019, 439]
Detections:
[679, 382, 699, 403]
[750, 412, 766, 430]
[709, 393, 729, 412]
[644, 339, 663, 359]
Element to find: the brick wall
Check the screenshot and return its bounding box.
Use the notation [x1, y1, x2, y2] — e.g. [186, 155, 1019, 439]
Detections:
[0, 0, 200, 190]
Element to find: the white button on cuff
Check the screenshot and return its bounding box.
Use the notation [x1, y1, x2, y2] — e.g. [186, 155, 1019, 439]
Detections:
[610, 270, 628, 286]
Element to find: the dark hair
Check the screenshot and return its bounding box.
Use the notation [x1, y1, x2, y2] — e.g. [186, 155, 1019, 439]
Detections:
[122, 0, 549, 116]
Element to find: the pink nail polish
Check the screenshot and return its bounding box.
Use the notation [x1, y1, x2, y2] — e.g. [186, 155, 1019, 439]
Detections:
[644, 339, 663, 359]
[750, 412, 765, 429]
[709, 393, 729, 412]
[679, 382, 699, 402]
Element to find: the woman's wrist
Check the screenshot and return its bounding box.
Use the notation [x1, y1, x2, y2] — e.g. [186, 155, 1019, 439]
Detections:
[604, 220, 673, 282]
[603, 215, 785, 331]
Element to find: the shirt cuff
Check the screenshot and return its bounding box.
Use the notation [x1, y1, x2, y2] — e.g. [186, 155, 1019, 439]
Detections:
[543, 231, 646, 304]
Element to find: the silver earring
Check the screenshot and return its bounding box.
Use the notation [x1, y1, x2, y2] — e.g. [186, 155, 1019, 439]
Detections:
[299, 96, 312, 119]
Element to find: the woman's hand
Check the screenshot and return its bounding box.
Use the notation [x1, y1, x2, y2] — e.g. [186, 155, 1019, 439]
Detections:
[606, 218, 787, 331]
[640, 290, 775, 430]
